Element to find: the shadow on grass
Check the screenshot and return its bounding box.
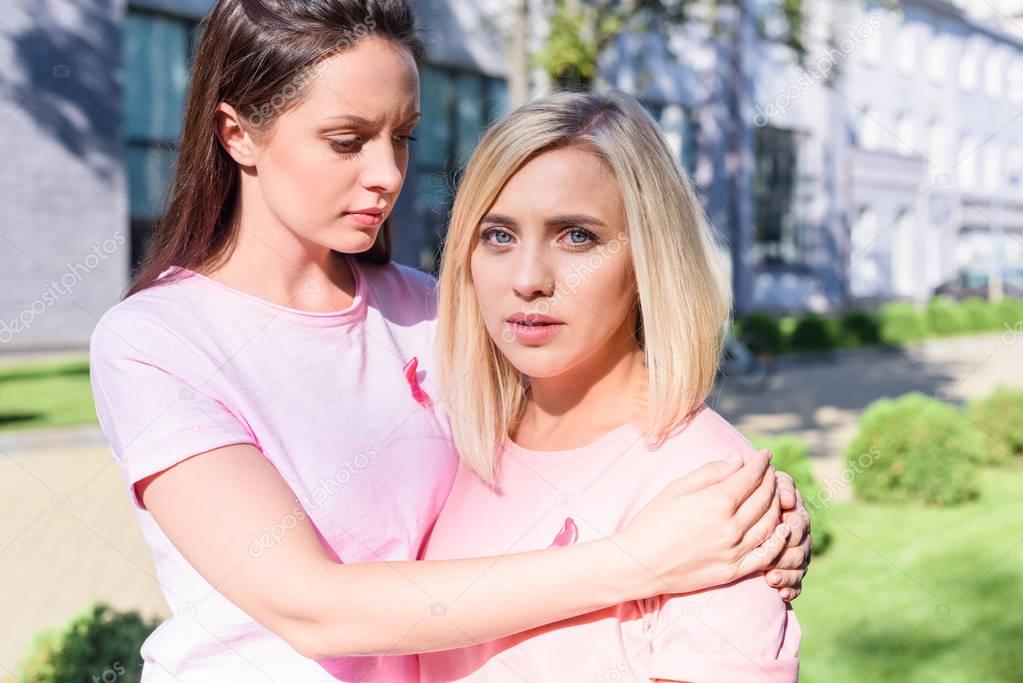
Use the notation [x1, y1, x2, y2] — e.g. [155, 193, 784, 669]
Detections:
[0, 362, 90, 383]
[0, 412, 44, 426]
[833, 570, 1023, 682]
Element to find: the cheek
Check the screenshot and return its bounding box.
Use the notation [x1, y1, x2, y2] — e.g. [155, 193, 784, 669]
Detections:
[569, 254, 633, 321]
[470, 254, 500, 317]
[261, 138, 351, 219]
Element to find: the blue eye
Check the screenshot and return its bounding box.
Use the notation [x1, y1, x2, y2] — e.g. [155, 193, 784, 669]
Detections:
[563, 228, 596, 248]
[480, 227, 513, 246]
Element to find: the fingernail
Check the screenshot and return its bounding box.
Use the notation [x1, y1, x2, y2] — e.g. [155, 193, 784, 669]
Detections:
[781, 589, 794, 600]
[768, 571, 782, 585]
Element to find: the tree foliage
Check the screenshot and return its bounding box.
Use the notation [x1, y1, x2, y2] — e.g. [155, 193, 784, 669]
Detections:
[534, 0, 808, 90]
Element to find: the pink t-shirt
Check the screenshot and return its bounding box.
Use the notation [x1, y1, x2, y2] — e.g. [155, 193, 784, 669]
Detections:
[419, 406, 800, 682]
[89, 257, 458, 682]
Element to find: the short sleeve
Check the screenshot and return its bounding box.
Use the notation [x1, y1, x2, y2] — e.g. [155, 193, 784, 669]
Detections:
[642, 573, 800, 682]
[89, 310, 255, 509]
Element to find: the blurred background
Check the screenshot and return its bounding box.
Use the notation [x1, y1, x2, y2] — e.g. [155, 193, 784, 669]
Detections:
[0, 0, 1021, 681]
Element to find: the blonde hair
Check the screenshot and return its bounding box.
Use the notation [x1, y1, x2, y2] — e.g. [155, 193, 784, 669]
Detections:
[436, 90, 730, 484]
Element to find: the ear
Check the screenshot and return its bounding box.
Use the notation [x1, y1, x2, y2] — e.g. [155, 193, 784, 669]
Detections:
[214, 102, 259, 167]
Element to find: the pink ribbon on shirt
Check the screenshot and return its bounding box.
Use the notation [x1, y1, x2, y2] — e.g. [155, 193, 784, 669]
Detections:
[403, 357, 433, 408]
[549, 517, 579, 547]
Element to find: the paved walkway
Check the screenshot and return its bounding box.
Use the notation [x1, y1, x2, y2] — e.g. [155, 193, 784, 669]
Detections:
[0, 436, 169, 679]
[0, 332, 1020, 675]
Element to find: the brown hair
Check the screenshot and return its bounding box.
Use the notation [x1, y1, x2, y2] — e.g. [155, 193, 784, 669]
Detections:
[128, 0, 424, 296]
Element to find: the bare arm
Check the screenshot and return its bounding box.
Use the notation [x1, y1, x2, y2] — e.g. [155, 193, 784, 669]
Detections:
[141, 444, 792, 659]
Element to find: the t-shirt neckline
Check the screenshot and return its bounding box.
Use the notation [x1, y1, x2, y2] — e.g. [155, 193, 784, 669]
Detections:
[503, 421, 644, 468]
[161, 255, 368, 328]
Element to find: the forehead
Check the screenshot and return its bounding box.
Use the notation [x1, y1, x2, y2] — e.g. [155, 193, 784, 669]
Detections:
[492, 146, 623, 219]
[294, 38, 420, 122]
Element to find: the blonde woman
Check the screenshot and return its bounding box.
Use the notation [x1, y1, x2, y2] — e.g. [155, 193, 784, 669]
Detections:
[422, 91, 801, 682]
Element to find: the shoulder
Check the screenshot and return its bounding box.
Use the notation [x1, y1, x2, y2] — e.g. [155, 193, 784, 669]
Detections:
[89, 275, 207, 369]
[651, 405, 759, 474]
[356, 259, 438, 319]
[358, 259, 437, 294]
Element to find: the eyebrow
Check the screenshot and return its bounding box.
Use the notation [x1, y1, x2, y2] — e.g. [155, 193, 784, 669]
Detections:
[480, 213, 607, 229]
[325, 112, 422, 126]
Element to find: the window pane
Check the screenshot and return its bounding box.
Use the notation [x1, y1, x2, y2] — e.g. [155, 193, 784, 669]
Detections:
[484, 77, 510, 124]
[754, 127, 802, 265]
[455, 72, 484, 164]
[418, 66, 455, 168]
[126, 143, 176, 220]
[124, 13, 190, 141]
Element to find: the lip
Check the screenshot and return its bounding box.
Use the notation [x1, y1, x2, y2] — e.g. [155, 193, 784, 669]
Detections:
[504, 313, 566, 344]
[506, 312, 564, 325]
[345, 208, 386, 227]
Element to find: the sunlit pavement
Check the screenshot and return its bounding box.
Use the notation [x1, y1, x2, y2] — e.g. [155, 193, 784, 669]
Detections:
[1, 332, 1020, 675]
[0, 431, 168, 678]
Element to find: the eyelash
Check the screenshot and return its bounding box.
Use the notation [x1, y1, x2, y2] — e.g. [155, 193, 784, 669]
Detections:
[478, 227, 599, 250]
[329, 135, 418, 159]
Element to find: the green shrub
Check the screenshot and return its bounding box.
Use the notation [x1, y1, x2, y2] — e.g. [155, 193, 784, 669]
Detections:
[926, 296, 967, 335]
[959, 297, 995, 331]
[991, 297, 1023, 329]
[969, 387, 1023, 465]
[19, 603, 159, 683]
[838, 310, 882, 347]
[738, 312, 784, 355]
[789, 313, 836, 352]
[880, 302, 928, 344]
[753, 435, 833, 554]
[779, 315, 798, 341]
[845, 393, 983, 505]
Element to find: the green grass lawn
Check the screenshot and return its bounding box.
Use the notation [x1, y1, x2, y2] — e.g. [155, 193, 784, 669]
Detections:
[0, 358, 97, 431]
[796, 465, 1023, 682]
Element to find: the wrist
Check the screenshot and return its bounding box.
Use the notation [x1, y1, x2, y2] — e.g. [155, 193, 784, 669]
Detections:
[598, 532, 660, 601]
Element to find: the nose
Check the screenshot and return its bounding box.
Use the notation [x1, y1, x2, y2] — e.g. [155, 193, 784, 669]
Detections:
[511, 249, 555, 301]
[361, 141, 405, 195]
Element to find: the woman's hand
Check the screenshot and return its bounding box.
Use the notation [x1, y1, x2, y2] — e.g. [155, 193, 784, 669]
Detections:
[766, 473, 812, 601]
[613, 449, 792, 599]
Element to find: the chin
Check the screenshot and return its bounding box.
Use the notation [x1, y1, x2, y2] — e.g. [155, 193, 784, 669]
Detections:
[330, 230, 380, 255]
[502, 346, 576, 380]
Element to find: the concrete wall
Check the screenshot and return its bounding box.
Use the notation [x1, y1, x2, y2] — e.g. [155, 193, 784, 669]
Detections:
[0, 0, 130, 352]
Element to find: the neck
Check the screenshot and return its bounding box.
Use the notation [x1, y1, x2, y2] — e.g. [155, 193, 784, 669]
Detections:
[517, 318, 646, 450]
[207, 169, 356, 312]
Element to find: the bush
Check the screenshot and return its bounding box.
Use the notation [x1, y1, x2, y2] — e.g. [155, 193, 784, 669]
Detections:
[789, 313, 835, 352]
[19, 603, 159, 683]
[969, 387, 1023, 465]
[926, 296, 967, 335]
[991, 297, 1023, 329]
[753, 435, 833, 554]
[959, 297, 995, 331]
[879, 302, 928, 344]
[838, 310, 882, 347]
[845, 393, 983, 505]
[738, 312, 784, 355]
